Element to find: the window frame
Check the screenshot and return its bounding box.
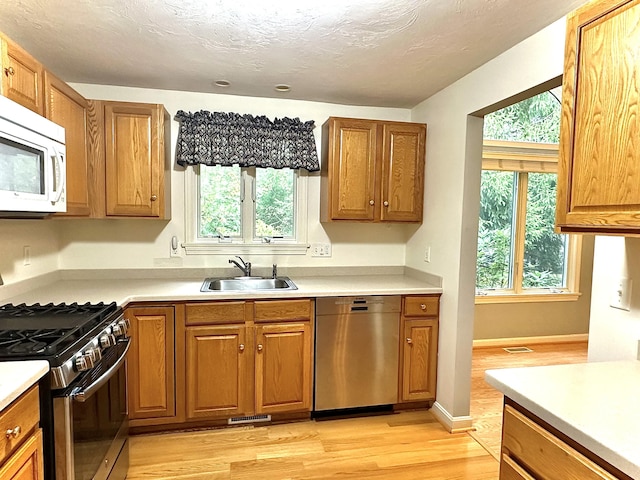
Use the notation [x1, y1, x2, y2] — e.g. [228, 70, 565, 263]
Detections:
[475, 140, 582, 304]
[182, 164, 308, 255]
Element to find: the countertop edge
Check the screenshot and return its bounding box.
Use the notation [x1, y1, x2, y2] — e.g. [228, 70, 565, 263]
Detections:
[0, 361, 49, 411]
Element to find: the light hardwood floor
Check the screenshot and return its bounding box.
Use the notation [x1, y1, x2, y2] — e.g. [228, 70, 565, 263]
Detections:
[128, 411, 499, 479]
[469, 341, 588, 459]
[128, 342, 588, 479]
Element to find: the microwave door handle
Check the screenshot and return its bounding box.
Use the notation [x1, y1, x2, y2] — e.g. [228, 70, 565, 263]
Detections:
[71, 339, 130, 403]
[51, 146, 65, 203]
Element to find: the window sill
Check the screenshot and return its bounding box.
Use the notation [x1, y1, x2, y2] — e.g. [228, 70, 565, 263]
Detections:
[475, 292, 581, 304]
[183, 242, 309, 256]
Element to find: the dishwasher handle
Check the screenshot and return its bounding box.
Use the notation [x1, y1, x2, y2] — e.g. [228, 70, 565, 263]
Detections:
[351, 306, 369, 312]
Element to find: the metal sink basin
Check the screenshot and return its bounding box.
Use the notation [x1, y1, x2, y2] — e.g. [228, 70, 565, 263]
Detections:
[201, 276, 298, 292]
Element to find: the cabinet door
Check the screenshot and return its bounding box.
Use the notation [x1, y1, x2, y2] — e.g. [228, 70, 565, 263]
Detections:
[556, 0, 640, 232]
[400, 318, 438, 402]
[185, 325, 251, 419]
[381, 122, 426, 222]
[44, 71, 91, 216]
[1, 37, 43, 115]
[104, 102, 165, 217]
[326, 118, 378, 220]
[255, 322, 312, 414]
[126, 306, 176, 420]
[0, 429, 44, 480]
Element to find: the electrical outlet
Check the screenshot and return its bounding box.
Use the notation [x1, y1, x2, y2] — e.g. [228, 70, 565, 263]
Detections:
[424, 246, 431, 263]
[311, 243, 332, 257]
[23, 245, 31, 266]
[169, 236, 181, 257]
[610, 277, 632, 311]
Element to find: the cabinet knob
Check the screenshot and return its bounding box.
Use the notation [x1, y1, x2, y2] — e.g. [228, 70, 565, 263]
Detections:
[420, 303, 427, 311]
[150, 194, 158, 201]
[257, 344, 263, 352]
[369, 200, 374, 206]
[383, 201, 389, 207]
[4, 66, 15, 76]
[406, 338, 413, 345]
[5, 425, 21, 439]
[239, 344, 245, 352]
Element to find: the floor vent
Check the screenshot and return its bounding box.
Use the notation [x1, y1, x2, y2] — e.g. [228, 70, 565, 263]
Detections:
[228, 414, 271, 425]
[503, 346, 533, 353]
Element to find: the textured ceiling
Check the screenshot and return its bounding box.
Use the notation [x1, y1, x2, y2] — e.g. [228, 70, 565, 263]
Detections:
[0, 0, 588, 108]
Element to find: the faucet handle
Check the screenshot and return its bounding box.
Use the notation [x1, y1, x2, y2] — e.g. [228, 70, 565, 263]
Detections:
[272, 264, 277, 279]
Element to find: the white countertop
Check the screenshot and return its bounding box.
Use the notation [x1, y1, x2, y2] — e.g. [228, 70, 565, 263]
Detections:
[0, 361, 49, 411]
[1, 273, 442, 306]
[486, 361, 640, 479]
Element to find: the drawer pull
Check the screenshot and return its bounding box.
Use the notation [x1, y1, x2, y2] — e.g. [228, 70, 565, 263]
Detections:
[406, 337, 413, 344]
[5, 425, 21, 439]
[369, 200, 374, 206]
[257, 344, 263, 352]
[239, 343, 245, 352]
[420, 303, 427, 310]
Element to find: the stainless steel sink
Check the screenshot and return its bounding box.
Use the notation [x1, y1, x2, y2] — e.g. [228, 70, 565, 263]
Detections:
[201, 276, 298, 292]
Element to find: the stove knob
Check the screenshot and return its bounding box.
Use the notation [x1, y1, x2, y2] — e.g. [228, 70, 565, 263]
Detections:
[87, 346, 102, 363]
[117, 318, 130, 336]
[75, 354, 93, 372]
[112, 324, 124, 337]
[100, 334, 117, 348]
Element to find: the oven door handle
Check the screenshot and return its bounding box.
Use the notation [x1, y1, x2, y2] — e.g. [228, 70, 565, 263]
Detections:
[71, 339, 130, 403]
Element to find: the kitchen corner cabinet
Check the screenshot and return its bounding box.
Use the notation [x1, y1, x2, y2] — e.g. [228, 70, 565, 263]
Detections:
[500, 401, 631, 480]
[126, 306, 177, 421]
[0, 33, 44, 115]
[44, 72, 92, 216]
[556, 0, 640, 234]
[0, 386, 44, 480]
[87, 100, 171, 219]
[321, 117, 426, 223]
[183, 299, 314, 422]
[398, 295, 439, 403]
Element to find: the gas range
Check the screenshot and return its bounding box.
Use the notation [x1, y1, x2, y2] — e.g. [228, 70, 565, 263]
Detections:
[0, 302, 128, 389]
[0, 301, 131, 480]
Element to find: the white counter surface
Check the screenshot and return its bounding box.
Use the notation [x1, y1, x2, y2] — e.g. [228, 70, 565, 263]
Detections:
[1, 273, 441, 306]
[486, 360, 640, 479]
[0, 361, 49, 411]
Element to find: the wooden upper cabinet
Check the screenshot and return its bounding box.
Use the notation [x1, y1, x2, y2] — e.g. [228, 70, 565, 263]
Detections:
[321, 117, 426, 223]
[104, 102, 170, 218]
[44, 71, 91, 216]
[1, 34, 44, 115]
[381, 122, 426, 222]
[556, 0, 640, 234]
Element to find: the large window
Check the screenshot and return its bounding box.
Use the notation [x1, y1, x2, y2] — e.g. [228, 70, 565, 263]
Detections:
[184, 165, 307, 254]
[476, 91, 581, 301]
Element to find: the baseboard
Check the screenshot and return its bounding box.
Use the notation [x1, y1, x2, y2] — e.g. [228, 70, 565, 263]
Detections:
[473, 333, 588, 349]
[430, 401, 473, 433]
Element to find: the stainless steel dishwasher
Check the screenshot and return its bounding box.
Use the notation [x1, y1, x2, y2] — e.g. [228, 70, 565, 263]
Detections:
[314, 296, 401, 411]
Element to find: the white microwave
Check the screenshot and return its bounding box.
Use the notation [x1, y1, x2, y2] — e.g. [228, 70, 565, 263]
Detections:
[0, 95, 66, 217]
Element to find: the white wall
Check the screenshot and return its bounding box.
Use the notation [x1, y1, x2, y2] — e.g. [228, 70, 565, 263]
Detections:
[59, 85, 416, 271]
[588, 236, 640, 362]
[407, 19, 568, 425]
[0, 220, 60, 284]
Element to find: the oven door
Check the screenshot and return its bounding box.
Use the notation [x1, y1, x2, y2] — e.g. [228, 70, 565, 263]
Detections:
[54, 339, 130, 480]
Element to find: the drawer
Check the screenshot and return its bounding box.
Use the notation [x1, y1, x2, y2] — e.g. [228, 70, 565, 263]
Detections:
[0, 385, 40, 466]
[185, 302, 246, 325]
[502, 405, 618, 480]
[500, 453, 534, 480]
[403, 296, 439, 317]
[254, 299, 313, 322]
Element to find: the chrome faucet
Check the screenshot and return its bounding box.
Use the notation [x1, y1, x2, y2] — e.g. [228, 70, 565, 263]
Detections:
[229, 256, 252, 277]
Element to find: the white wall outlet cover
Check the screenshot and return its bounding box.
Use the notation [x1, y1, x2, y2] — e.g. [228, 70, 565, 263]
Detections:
[610, 277, 632, 311]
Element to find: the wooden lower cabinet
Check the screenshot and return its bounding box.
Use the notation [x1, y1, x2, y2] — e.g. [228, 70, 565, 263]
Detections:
[185, 324, 250, 419]
[398, 295, 440, 403]
[0, 385, 44, 480]
[255, 322, 312, 414]
[0, 429, 44, 480]
[501, 402, 629, 480]
[126, 306, 177, 421]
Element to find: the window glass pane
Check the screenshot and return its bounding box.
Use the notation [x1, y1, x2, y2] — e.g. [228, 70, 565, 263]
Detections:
[476, 171, 516, 290]
[255, 168, 295, 238]
[199, 165, 241, 237]
[523, 173, 567, 288]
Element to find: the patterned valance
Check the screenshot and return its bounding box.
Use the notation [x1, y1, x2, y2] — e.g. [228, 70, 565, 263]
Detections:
[175, 110, 320, 171]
